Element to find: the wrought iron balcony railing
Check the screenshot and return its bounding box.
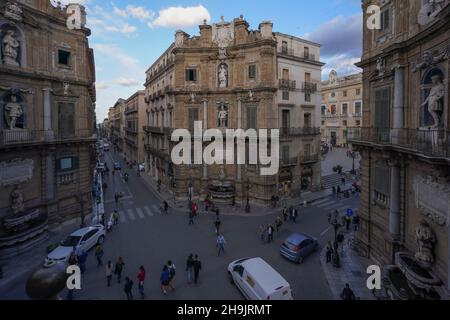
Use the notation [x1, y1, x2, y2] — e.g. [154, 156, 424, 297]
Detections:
[279, 79, 297, 90]
[0, 129, 96, 148]
[347, 127, 450, 158]
[280, 127, 321, 137]
[301, 81, 318, 93]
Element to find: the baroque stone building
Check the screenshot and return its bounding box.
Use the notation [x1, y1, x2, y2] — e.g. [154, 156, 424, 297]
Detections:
[0, 0, 96, 257]
[143, 17, 323, 205]
[321, 71, 363, 146]
[123, 90, 146, 165]
[349, 0, 449, 299]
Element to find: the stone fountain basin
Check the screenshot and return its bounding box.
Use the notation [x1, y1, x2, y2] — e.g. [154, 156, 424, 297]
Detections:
[395, 252, 442, 289]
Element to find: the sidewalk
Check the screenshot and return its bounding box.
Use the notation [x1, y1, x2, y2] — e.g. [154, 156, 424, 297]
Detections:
[320, 233, 375, 300]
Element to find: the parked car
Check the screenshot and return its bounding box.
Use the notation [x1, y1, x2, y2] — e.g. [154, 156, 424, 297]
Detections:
[227, 257, 293, 300]
[96, 162, 106, 171]
[45, 225, 106, 263]
[113, 163, 122, 170]
[103, 143, 110, 151]
[280, 233, 318, 264]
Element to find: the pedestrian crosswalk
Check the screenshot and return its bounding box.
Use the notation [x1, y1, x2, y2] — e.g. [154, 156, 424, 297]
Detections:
[111, 205, 161, 224]
[312, 197, 358, 215]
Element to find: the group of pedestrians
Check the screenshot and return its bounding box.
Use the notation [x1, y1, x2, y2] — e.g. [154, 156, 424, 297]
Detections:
[185, 254, 202, 286]
[282, 206, 299, 224]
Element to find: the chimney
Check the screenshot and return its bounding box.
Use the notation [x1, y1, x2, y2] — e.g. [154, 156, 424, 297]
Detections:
[259, 21, 273, 39]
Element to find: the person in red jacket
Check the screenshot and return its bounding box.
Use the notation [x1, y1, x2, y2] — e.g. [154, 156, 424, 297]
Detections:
[137, 266, 146, 299]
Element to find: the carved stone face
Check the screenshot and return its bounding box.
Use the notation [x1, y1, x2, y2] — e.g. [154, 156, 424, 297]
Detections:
[431, 75, 442, 85]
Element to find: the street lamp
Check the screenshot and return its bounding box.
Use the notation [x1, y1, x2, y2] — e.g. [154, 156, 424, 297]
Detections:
[328, 210, 344, 268]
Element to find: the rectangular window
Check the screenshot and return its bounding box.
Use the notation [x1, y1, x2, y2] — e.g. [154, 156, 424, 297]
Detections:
[282, 110, 290, 133]
[343, 120, 348, 126]
[58, 50, 71, 66]
[248, 65, 256, 80]
[342, 103, 348, 115]
[381, 8, 390, 31]
[355, 102, 362, 116]
[356, 120, 361, 126]
[304, 144, 311, 160]
[188, 108, 199, 131]
[282, 91, 289, 101]
[282, 68, 289, 80]
[343, 90, 347, 97]
[247, 107, 257, 129]
[374, 166, 390, 206]
[281, 41, 288, 54]
[58, 102, 75, 138]
[185, 69, 197, 82]
[374, 88, 391, 142]
[57, 156, 79, 172]
[304, 47, 309, 59]
[305, 92, 311, 102]
[356, 88, 361, 96]
[304, 113, 312, 128]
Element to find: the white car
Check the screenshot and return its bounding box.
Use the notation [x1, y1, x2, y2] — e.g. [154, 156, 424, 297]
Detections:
[228, 257, 293, 300]
[46, 225, 106, 263]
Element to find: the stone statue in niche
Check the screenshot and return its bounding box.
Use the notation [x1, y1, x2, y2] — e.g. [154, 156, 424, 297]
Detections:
[2, 30, 20, 67]
[217, 102, 229, 127]
[218, 64, 228, 88]
[422, 75, 445, 128]
[329, 70, 338, 85]
[10, 185, 25, 215]
[4, 94, 23, 130]
[415, 220, 437, 266]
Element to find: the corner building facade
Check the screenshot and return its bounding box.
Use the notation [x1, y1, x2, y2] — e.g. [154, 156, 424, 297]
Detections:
[144, 17, 323, 205]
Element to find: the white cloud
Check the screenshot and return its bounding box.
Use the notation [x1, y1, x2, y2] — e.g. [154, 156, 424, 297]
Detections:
[322, 54, 361, 79]
[126, 5, 154, 21]
[113, 6, 128, 18]
[113, 77, 141, 87]
[152, 5, 211, 28]
[87, 5, 138, 36]
[93, 44, 138, 68]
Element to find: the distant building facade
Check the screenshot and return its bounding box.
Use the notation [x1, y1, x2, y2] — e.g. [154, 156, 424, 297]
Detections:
[321, 71, 363, 146]
[123, 91, 146, 165]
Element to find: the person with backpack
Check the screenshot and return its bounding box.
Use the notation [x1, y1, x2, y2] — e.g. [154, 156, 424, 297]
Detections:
[193, 255, 202, 286]
[186, 254, 194, 284]
[167, 260, 176, 291]
[115, 257, 125, 284]
[137, 266, 146, 299]
[124, 277, 134, 300]
[217, 234, 226, 256]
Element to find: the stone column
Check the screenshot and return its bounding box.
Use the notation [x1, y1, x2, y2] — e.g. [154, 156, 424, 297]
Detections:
[203, 99, 208, 179]
[43, 88, 54, 141]
[237, 97, 242, 180]
[388, 160, 401, 241]
[392, 66, 404, 144]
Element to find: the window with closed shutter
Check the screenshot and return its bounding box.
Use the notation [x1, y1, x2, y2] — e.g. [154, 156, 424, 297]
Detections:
[282, 145, 290, 163]
[247, 107, 257, 129]
[248, 65, 256, 80]
[374, 165, 390, 206]
[188, 108, 199, 131]
[374, 88, 390, 142]
[58, 102, 75, 138]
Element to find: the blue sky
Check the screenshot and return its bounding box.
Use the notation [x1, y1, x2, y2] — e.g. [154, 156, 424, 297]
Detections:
[62, 0, 363, 122]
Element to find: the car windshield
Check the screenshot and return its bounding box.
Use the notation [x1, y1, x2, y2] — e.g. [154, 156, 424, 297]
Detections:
[61, 236, 82, 247]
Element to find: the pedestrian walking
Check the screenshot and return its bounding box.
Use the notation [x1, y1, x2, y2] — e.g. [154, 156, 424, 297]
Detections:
[217, 234, 226, 256]
[78, 250, 88, 274]
[337, 232, 345, 255]
[345, 215, 352, 231]
[214, 217, 222, 235]
[114, 192, 120, 208]
[267, 224, 275, 243]
[115, 257, 125, 283]
[291, 207, 298, 224]
[137, 266, 146, 299]
[124, 277, 134, 300]
[352, 214, 360, 232]
[341, 283, 356, 300]
[193, 255, 202, 285]
[326, 243, 333, 264]
[341, 177, 346, 186]
[68, 247, 79, 266]
[282, 207, 288, 222]
[160, 265, 171, 295]
[167, 260, 177, 291]
[275, 216, 283, 233]
[336, 185, 341, 198]
[106, 261, 113, 287]
[186, 254, 194, 284]
[189, 210, 195, 225]
[94, 245, 104, 267]
[215, 208, 220, 218]
[259, 224, 267, 244]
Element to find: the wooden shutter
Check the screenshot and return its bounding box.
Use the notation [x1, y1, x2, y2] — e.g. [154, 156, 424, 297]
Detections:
[374, 88, 390, 141]
[247, 107, 256, 129]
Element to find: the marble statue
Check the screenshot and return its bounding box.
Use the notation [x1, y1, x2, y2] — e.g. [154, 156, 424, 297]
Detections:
[415, 220, 436, 266]
[63, 82, 70, 96]
[2, 30, 20, 66]
[422, 75, 445, 128]
[10, 185, 25, 215]
[218, 64, 228, 88]
[376, 58, 385, 75]
[218, 104, 228, 127]
[4, 95, 23, 130]
[329, 70, 338, 85]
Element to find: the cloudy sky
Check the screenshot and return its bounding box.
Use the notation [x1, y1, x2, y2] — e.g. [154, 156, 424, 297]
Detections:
[58, 0, 363, 122]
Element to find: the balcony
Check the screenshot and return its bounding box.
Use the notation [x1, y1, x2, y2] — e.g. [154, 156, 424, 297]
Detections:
[301, 154, 320, 164]
[144, 126, 173, 135]
[124, 136, 137, 146]
[347, 128, 450, 159]
[144, 144, 170, 160]
[0, 129, 96, 148]
[125, 127, 138, 134]
[279, 79, 297, 90]
[301, 82, 318, 93]
[303, 53, 316, 62]
[281, 156, 298, 167]
[280, 127, 321, 137]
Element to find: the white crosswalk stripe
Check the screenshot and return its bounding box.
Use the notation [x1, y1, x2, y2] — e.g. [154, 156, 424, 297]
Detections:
[119, 211, 126, 223]
[136, 208, 145, 219]
[144, 206, 154, 217]
[323, 203, 341, 210]
[127, 209, 136, 221]
[317, 200, 335, 208]
[314, 198, 333, 206]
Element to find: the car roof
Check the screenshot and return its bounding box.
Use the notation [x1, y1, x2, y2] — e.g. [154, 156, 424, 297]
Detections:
[286, 233, 314, 244]
[241, 258, 290, 293]
[70, 225, 100, 237]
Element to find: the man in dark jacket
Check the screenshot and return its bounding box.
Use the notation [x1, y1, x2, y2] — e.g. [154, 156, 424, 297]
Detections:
[193, 255, 202, 286]
[124, 277, 134, 300]
[341, 283, 356, 300]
